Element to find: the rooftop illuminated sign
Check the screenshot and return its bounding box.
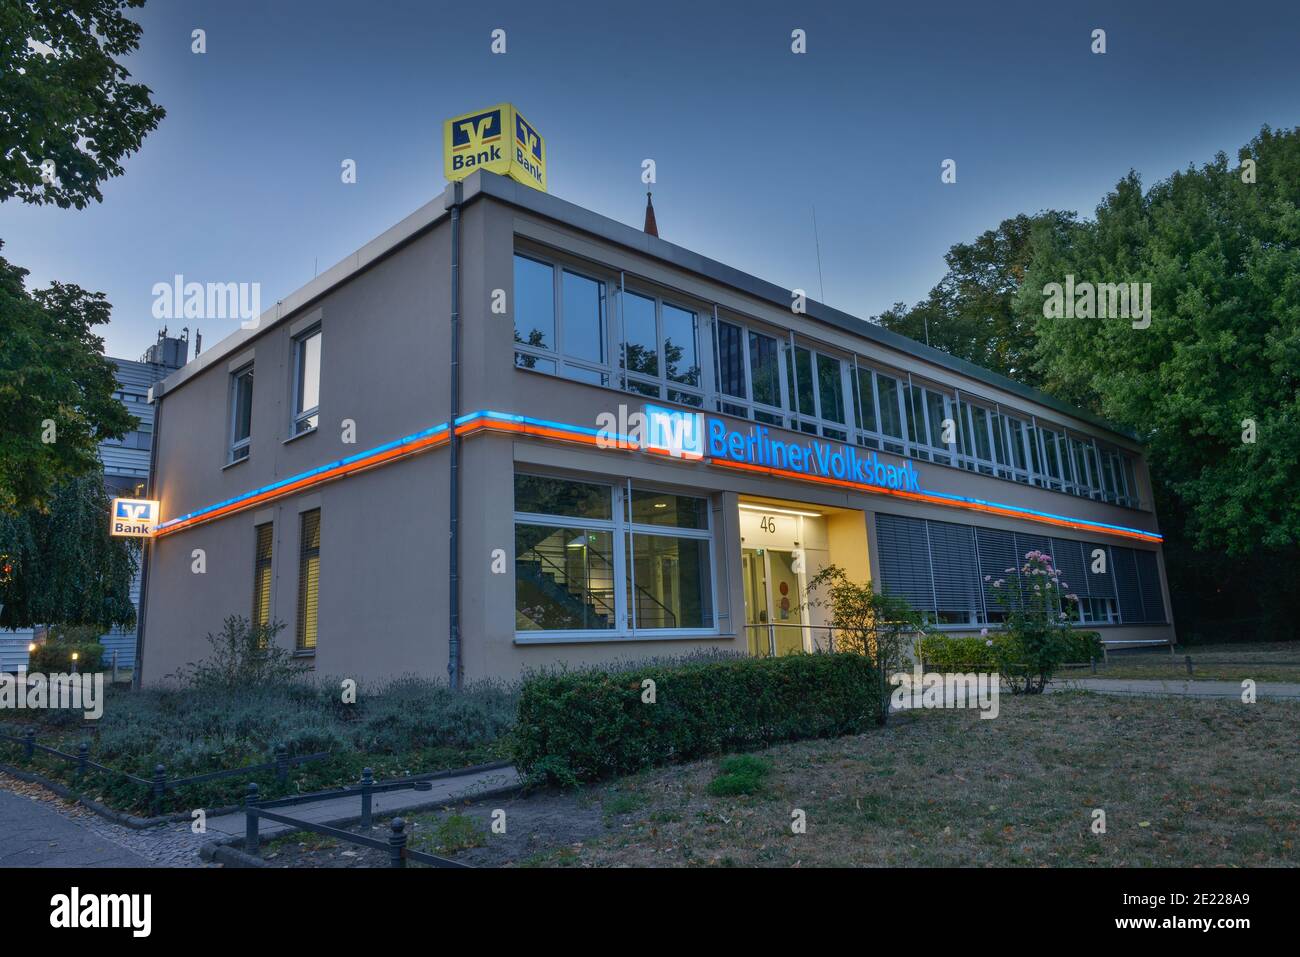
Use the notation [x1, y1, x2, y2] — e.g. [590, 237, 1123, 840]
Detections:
[443, 103, 546, 192]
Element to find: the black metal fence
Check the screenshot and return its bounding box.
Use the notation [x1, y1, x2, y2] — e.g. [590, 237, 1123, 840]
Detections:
[242, 768, 471, 868]
[0, 727, 327, 815]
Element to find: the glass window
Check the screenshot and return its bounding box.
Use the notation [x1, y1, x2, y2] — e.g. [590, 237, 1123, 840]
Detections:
[622, 291, 658, 378]
[627, 534, 713, 629]
[629, 490, 707, 529]
[514, 474, 611, 520]
[969, 405, 993, 462]
[716, 320, 746, 399]
[230, 366, 254, 462]
[748, 330, 780, 408]
[662, 304, 699, 386]
[854, 367, 877, 432]
[561, 270, 606, 364]
[515, 525, 616, 631]
[513, 254, 554, 351]
[792, 347, 815, 420]
[925, 391, 948, 448]
[816, 353, 846, 425]
[513, 476, 715, 636]
[293, 328, 321, 435]
[876, 373, 904, 441]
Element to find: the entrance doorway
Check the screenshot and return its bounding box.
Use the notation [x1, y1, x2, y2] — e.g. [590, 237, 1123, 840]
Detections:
[741, 547, 806, 656]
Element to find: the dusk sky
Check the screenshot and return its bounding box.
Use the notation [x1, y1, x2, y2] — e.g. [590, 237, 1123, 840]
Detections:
[3, 0, 1299, 359]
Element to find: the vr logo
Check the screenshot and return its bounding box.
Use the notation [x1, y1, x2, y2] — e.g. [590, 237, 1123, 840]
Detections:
[110, 498, 160, 537]
[451, 109, 502, 152]
[515, 114, 542, 161]
[116, 500, 155, 521]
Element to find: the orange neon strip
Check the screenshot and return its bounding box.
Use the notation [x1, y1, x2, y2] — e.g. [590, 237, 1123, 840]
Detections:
[154, 413, 1160, 545]
[154, 429, 450, 538]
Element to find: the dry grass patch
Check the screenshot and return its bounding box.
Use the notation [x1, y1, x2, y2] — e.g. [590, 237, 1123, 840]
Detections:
[528, 692, 1298, 867]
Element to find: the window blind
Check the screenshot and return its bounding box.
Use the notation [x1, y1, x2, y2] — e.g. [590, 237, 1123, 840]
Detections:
[297, 509, 321, 650]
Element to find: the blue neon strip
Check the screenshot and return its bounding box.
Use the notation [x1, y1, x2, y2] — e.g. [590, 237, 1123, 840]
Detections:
[155, 410, 1160, 543]
[154, 420, 451, 531]
[919, 489, 1161, 540]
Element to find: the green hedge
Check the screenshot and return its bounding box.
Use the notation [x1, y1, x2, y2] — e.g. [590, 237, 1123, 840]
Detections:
[28, 640, 106, 673]
[918, 630, 1103, 670]
[513, 652, 882, 786]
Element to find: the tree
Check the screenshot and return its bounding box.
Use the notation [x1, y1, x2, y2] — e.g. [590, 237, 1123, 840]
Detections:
[1019, 126, 1300, 559]
[0, 471, 138, 630]
[0, 242, 136, 512]
[0, 0, 165, 208]
[875, 211, 1077, 386]
[804, 564, 931, 725]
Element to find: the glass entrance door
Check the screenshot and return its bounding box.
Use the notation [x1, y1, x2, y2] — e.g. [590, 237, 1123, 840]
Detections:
[742, 547, 805, 657]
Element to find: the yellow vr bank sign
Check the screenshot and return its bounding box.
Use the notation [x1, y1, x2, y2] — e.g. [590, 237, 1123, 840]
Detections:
[110, 498, 160, 537]
[443, 103, 546, 192]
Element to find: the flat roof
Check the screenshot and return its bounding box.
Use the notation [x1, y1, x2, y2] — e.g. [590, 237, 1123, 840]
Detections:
[155, 170, 1138, 442]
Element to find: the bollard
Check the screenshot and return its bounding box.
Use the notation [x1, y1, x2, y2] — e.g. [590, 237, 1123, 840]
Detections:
[275, 744, 288, 782]
[1185, 655, 1194, 676]
[1090, 656, 1097, 675]
[23, 727, 35, 761]
[245, 782, 260, 856]
[360, 767, 374, 830]
[151, 764, 166, 817]
[388, 817, 407, 868]
[77, 742, 89, 779]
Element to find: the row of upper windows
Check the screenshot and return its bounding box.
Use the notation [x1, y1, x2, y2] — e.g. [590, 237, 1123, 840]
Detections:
[511, 250, 1145, 510]
[228, 326, 321, 463]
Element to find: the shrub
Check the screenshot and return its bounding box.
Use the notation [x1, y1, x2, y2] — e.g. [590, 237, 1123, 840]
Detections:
[803, 565, 929, 725]
[174, 615, 308, 690]
[29, 636, 105, 672]
[513, 652, 881, 787]
[919, 630, 1103, 673]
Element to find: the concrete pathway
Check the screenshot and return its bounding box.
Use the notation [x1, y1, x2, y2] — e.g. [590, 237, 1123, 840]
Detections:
[0, 787, 152, 868]
[203, 764, 522, 841]
[1050, 677, 1300, 700]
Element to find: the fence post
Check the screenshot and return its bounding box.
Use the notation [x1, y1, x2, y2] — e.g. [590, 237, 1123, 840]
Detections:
[151, 764, 166, 816]
[275, 744, 288, 782]
[388, 817, 407, 868]
[23, 727, 35, 761]
[360, 767, 374, 830]
[245, 782, 260, 857]
[1185, 655, 1194, 676]
[1090, 656, 1097, 675]
[77, 742, 88, 779]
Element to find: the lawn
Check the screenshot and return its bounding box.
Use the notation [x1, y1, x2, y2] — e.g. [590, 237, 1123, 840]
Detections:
[1084, 641, 1300, 683]
[264, 690, 1298, 868]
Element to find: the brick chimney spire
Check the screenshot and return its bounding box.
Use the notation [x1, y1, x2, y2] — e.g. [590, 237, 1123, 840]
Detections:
[643, 191, 658, 237]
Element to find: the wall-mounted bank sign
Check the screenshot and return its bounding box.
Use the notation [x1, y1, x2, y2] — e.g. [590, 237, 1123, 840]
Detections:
[443, 103, 546, 192]
[110, 498, 160, 537]
[640, 405, 922, 493]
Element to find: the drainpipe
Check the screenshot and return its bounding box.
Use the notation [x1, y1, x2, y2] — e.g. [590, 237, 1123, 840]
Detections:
[133, 392, 162, 690]
[447, 181, 463, 689]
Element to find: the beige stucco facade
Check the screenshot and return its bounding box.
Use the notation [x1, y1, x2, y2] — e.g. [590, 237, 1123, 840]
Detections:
[138, 172, 1174, 686]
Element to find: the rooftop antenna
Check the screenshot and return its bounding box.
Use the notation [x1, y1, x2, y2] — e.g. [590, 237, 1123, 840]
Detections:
[811, 205, 826, 303]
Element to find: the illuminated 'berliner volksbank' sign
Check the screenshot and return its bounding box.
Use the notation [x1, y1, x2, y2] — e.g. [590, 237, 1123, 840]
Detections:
[599, 404, 923, 493]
